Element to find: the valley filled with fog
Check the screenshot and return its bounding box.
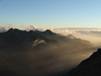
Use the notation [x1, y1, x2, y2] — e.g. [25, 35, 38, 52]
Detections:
[0, 26, 100, 76]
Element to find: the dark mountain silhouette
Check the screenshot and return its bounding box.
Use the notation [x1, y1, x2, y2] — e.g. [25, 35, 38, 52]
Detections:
[0, 28, 62, 48]
[0, 28, 93, 76]
[69, 48, 101, 76]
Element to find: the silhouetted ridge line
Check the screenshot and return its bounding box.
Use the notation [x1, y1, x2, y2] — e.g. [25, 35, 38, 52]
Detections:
[69, 48, 101, 76]
[0, 28, 67, 48]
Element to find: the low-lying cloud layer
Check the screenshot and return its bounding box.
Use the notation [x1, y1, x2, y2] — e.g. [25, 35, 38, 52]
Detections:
[52, 28, 101, 47]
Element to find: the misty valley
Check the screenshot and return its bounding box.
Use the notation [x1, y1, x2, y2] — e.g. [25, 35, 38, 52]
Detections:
[0, 27, 100, 76]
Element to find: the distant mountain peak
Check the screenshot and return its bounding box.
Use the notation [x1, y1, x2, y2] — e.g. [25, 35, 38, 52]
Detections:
[44, 29, 55, 35]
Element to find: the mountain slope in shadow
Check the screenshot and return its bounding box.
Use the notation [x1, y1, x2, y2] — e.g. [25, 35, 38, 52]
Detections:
[69, 48, 101, 76]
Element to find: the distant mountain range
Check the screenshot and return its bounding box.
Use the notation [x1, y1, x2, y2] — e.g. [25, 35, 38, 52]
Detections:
[1, 26, 101, 46]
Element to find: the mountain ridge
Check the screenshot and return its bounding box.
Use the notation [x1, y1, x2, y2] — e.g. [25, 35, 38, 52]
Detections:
[69, 48, 101, 76]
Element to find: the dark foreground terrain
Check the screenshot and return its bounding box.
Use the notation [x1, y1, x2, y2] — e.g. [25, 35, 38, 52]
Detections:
[0, 28, 94, 76]
[68, 48, 101, 76]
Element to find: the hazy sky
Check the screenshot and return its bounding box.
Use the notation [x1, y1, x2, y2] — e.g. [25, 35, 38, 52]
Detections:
[0, 0, 101, 27]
